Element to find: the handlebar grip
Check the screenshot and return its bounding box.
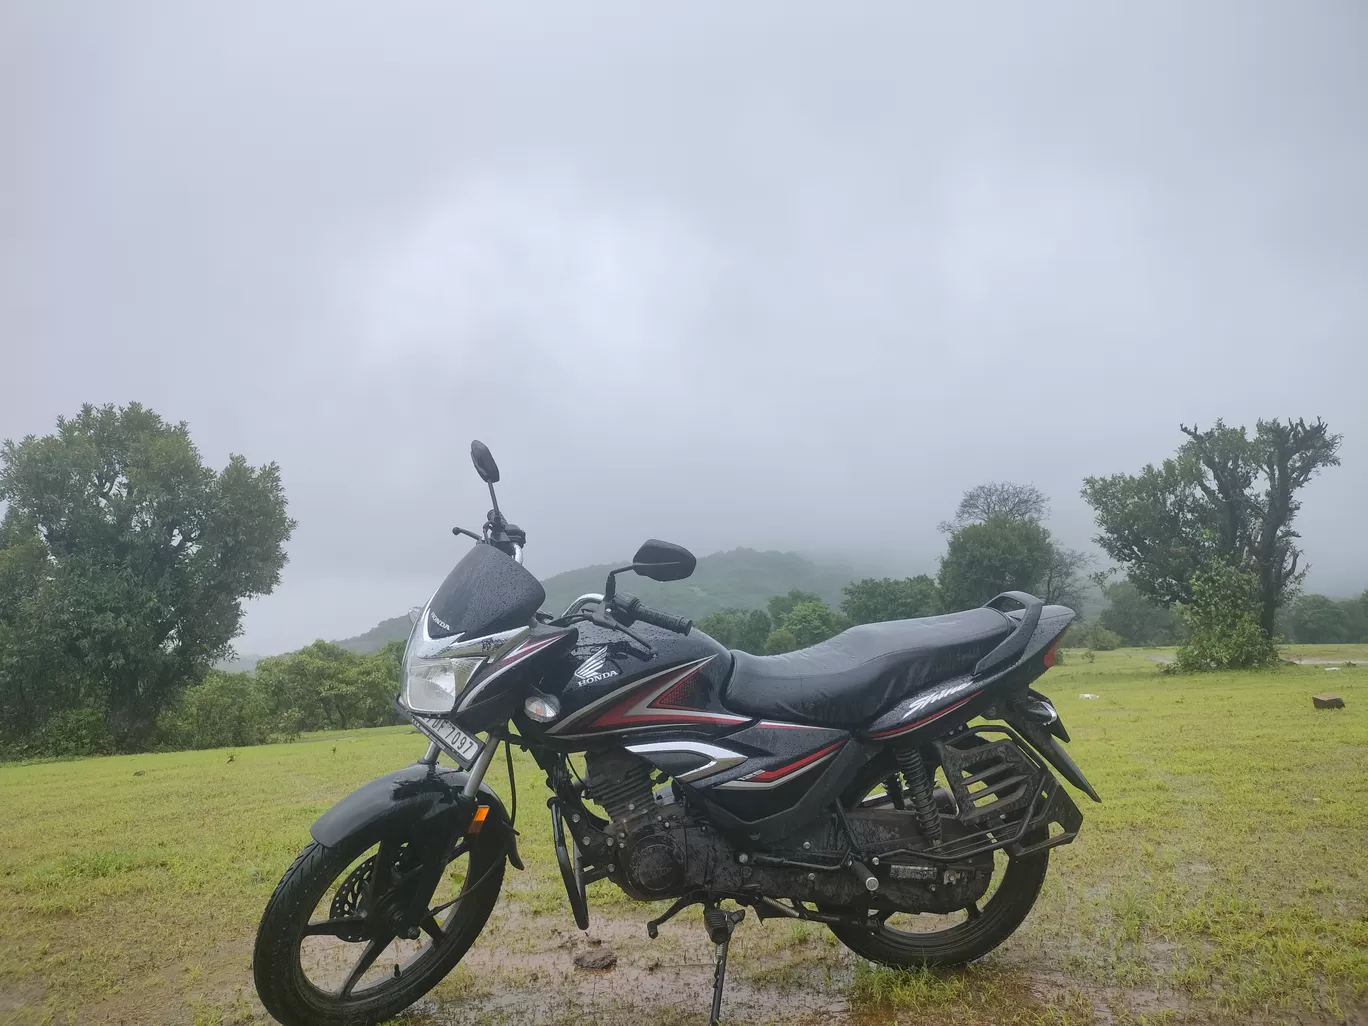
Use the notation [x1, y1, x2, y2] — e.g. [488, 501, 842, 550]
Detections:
[612, 593, 693, 635]
[637, 604, 693, 635]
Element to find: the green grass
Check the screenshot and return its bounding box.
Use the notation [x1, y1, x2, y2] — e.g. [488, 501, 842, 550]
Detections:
[1, 652, 1366, 1024]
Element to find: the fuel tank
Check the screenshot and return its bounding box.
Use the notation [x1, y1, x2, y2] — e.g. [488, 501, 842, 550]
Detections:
[539, 621, 740, 746]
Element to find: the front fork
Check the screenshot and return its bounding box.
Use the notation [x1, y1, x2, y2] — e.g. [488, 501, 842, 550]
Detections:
[396, 733, 508, 929]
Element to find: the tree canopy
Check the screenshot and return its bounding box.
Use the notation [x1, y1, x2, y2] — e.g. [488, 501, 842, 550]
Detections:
[1082, 418, 1341, 633]
[938, 481, 1050, 532]
[937, 515, 1056, 610]
[840, 575, 941, 624]
[0, 403, 295, 749]
[1096, 579, 1186, 647]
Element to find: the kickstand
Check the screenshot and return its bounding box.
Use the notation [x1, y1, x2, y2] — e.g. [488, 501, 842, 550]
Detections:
[704, 905, 745, 1026]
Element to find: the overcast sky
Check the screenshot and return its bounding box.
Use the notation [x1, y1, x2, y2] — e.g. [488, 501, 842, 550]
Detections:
[5, 2, 1366, 654]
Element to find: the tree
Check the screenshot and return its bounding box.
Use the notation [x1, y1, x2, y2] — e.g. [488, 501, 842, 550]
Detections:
[1065, 623, 1124, 651]
[780, 600, 847, 648]
[939, 482, 1050, 532]
[1083, 418, 1341, 634]
[938, 516, 1055, 610]
[841, 576, 941, 625]
[696, 608, 773, 654]
[256, 641, 398, 733]
[1038, 545, 1091, 608]
[1096, 579, 1185, 647]
[1175, 560, 1278, 672]
[0, 403, 295, 748]
[766, 590, 824, 624]
[764, 628, 799, 655]
[1284, 594, 1352, 644]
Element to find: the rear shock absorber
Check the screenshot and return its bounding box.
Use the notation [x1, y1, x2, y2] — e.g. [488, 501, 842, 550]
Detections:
[895, 747, 942, 845]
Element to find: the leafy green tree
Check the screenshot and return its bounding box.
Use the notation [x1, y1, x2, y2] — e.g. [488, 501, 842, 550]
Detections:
[696, 608, 774, 653]
[937, 516, 1054, 610]
[938, 481, 1086, 610]
[1175, 560, 1279, 672]
[257, 641, 398, 733]
[1284, 594, 1352, 644]
[158, 670, 273, 749]
[1083, 418, 1341, 635]
[764, 628, 799, 655]
[766, 590, 824, 624]
[0, 403, 295, 749]
[841, 576, 941, 625]
[1349, 591, 1368, 643]
[779, 600, 847, 648]
[1064, 623, 1124, 651]
[1096, 579, 1186, 646]
[738, 609, 775, 653]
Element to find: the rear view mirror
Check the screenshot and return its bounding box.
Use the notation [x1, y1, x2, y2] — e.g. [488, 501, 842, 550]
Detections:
[470, 440, 500, 484]
[632, 539, 696, 582]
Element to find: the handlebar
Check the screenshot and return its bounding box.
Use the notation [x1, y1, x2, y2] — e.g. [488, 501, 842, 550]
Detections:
[610, 593, 693, 635]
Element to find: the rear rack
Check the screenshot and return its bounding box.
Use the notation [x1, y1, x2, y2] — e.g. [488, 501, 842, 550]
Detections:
[858, 725, 1083, 864]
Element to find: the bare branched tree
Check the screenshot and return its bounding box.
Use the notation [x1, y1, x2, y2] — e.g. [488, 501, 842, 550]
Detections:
[938, 481, 1050, 533]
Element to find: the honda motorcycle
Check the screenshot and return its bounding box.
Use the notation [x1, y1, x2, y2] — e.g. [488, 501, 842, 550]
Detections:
[253, 441, 1100, 1026]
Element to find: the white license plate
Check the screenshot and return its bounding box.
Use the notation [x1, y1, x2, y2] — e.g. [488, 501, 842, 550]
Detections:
[413, 716, 483, 768]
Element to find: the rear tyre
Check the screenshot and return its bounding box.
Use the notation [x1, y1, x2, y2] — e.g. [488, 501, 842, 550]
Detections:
[253, 823, 505, 1026]
[826, 839, 1049, 967]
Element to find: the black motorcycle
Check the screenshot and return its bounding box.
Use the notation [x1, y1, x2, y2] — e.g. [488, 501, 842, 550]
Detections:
[252, 441, 1099, 1026]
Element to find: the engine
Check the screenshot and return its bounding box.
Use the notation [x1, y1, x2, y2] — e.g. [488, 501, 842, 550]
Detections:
[582, 748, 995, 914]
[584, 749, 688, 898]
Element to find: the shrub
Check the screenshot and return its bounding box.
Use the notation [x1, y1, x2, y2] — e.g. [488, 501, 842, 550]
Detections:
[1066, 623, 1124, 651]
[157, 670, 273, 750]
[7, 705, 116, 759]
[1175, 561, 1279, 672]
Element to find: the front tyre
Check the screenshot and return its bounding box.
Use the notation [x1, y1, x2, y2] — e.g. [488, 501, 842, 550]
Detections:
[253, 823, 505, 1026]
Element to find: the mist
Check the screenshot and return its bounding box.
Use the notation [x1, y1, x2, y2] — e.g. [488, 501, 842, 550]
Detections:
[5, 1, 1366, 654]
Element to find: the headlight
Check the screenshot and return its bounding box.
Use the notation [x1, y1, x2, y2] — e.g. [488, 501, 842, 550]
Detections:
[400, 609, 528, 715]
[403, 653, 485, 714]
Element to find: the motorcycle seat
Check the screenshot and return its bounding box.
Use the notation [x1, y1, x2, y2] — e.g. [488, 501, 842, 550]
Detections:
[722, 608, 1013, 729]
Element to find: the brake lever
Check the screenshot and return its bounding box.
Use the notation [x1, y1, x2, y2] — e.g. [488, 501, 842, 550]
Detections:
[591, 613, 654, 653]
[555, 611, 655, 655]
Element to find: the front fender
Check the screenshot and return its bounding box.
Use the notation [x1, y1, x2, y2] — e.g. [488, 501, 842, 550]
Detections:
[310, 762, 523, 869]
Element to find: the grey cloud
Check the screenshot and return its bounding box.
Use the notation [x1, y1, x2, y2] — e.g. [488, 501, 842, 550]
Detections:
[4, 1, 1366, 652]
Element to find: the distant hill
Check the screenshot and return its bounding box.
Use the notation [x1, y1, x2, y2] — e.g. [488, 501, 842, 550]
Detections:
[330, 548, 863, 655]
[540, 548, 857, 621]
[335, 615, 413, 654]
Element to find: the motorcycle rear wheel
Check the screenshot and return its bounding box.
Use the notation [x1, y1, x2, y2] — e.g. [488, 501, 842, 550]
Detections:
[825, 837, 1049, 967]
[252, 822, 505, 1026]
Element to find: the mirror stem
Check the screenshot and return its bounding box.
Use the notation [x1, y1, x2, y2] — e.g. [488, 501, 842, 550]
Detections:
[487, 481, 501, 517]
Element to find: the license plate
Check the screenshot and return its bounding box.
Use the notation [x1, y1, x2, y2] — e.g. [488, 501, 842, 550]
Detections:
[412, 716, 483, 768]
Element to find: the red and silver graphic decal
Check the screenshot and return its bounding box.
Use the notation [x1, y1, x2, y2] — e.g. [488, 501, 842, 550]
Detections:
[715, 740, 845, 790]
[457, 635, 563, 713]
[625, 740, 746, 782]
[867, 690, 983, 740]
[548, 656, 746, 737]
[756, 720, 827, 731]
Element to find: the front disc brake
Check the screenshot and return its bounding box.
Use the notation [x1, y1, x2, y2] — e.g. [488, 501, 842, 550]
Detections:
[329, 855, 375, 942]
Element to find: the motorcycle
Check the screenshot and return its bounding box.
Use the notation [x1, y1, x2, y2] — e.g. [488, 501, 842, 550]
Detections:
[252, 440, 1099, 1026]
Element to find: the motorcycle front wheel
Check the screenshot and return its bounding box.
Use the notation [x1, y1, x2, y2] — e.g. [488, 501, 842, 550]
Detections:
[252, 821, 505, 1026]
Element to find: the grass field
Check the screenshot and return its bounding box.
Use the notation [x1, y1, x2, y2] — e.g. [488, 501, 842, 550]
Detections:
[1, 647, 1366, 1025]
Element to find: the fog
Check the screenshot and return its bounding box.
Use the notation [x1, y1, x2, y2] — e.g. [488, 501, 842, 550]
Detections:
[5, 2, 1366, 654]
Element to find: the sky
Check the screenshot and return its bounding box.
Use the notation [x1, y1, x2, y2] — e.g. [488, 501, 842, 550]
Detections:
[5, 2, 1366, 655]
